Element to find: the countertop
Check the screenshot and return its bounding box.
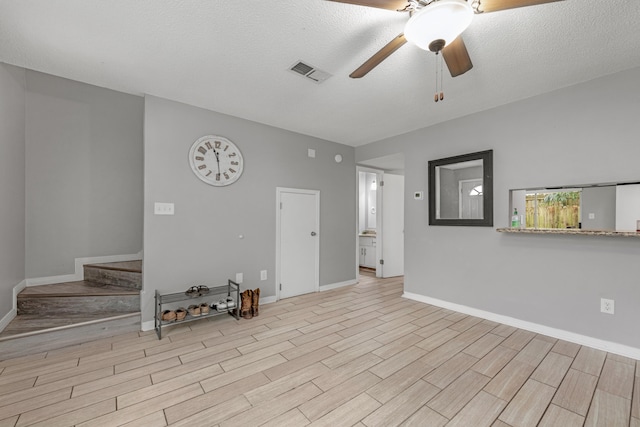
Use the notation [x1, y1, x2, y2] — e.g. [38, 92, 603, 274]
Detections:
[496, 228, 640, 238]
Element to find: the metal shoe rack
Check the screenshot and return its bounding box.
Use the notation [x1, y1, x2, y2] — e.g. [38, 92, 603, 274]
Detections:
[154, 279, 240, 339]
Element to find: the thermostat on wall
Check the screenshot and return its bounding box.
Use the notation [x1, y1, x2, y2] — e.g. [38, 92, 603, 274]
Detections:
[413, 191, 424, 200]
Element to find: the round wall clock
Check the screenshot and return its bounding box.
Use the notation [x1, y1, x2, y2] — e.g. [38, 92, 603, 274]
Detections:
[188, 135, 244, 186]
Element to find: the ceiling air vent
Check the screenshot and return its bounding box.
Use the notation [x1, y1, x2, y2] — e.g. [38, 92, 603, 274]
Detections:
[289, 61, 332, 84]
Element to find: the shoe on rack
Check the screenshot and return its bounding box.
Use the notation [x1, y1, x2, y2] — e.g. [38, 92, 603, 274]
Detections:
[199, 303, 210, 315]
[188, 304, 201, 317]
[175, 307, 187, 321]
[161, 310, 176, 322]
[226, 296, 236, 310]
[185, 286, 199, 298]
[214, 299, 228, 312]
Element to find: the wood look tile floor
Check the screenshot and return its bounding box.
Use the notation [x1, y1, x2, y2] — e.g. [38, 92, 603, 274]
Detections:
[1, 272, 638, 427]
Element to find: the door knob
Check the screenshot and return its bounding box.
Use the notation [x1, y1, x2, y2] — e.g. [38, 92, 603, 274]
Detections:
[311, 231, 317, 236]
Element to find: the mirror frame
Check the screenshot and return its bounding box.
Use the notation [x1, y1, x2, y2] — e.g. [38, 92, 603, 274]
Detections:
[428, 149, 493, 227]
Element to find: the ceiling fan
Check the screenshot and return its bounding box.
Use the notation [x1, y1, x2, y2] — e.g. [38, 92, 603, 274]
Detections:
[328, 0, 564, 79]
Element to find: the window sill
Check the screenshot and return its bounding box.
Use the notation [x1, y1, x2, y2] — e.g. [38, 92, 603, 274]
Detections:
[496, 228, 640, 238]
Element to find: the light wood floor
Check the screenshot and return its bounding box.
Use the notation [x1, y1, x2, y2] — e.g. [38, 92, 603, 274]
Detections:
[0, 273, 638, 427]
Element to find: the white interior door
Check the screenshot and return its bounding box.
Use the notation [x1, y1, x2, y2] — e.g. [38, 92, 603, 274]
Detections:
[277, 188, 319, 299]
[381, 174, 404, 278]
[459, 179, 483, 219]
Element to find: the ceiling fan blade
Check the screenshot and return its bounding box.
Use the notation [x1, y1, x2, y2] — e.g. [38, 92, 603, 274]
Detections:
[442, 36, 473, 77]
[350, 34, 407, 78]
[325, 0, 411, 11]
[476, 0, 563, 13]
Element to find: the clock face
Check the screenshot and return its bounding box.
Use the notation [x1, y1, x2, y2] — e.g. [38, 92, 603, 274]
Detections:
[188, 135, 244, 186]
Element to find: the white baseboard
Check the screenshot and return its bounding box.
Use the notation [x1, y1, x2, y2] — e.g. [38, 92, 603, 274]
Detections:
[141, 320, 155, 332]
[26, 273, 78, 287]
[320, 279, 357, 292]
[0, 280, 26, 333]
[260, 296, 277, 304]
[13, 279, 26, 308]
[0, 310, 17, 334]
[403, 291, 640, 360]
[26, 251, 143, 287]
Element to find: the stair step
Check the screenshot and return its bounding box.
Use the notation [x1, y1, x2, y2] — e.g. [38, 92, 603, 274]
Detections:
[17, 281, 139, 316]
[0, 313, 141, 360]
[85, 260, 142, 273]
[19, 280, 139, 297]
[83, 260, 142, 290]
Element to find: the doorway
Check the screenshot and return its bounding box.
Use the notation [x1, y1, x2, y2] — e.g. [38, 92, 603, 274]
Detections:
[357, 153, 405, 279]
[276, 188, 319, 300]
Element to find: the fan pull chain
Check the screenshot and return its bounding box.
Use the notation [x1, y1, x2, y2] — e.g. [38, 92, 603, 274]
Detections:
[434, 52, 444, 103]
[434, 52, 439, 102]
[440, 52, 444, 101]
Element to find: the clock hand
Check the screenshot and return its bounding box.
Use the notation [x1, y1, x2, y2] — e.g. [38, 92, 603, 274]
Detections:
[213, 149, 221, 173]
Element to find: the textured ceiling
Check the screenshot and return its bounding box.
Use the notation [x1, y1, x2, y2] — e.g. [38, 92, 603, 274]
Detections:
[1, 0, 639, 147]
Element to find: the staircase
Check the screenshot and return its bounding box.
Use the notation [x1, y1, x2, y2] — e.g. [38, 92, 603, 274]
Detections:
[0, 261, 142, 359]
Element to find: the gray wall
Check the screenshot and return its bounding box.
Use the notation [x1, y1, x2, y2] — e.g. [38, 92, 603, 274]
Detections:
[356, 66, 640, 349]
[582, 186, 616, 231]
[25, 71, 144, 277]
[143, 96, 356, 322]
[0, 63, 26, 317]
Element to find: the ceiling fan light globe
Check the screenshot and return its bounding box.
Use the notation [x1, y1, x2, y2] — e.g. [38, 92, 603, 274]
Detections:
[404, 0, 474, 52]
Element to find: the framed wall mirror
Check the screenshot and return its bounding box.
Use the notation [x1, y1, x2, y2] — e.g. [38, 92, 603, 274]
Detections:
[428, 149, 493, 226]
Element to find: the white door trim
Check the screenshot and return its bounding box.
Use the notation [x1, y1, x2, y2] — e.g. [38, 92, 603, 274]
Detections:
[275, 187, 320, 301]
[357, 167, 384, 278]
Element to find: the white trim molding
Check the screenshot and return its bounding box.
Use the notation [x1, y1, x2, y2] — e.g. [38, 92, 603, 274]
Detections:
[0, 280, 26, 333]
[320, 279, 357, 292]
[403, 291, 640, 361]
[141, 320, 155, 332]
[26, 251, 143, 287]
[260, 295, 278, 305]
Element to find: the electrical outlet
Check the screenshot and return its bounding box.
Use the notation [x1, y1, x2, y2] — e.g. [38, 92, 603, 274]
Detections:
[235, 273, 243, 284]
[154, 202, 174, 215]
[600, 298, 614, 314]
[260, 270, 267, 281]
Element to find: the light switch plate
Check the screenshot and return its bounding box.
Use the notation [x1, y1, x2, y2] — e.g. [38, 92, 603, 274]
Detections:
[154, 202, 175, 215]
[260, 270, 267, 281]
[308, 148, 316, 158]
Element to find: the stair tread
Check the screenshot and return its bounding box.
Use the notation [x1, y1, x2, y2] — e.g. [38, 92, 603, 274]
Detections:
[84, 260, 142, 273]
[19, 281, 140, 297]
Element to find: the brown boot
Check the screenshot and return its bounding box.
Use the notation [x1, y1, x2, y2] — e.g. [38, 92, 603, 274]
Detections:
[241, 290, 253, 319]
[252, 288, 260, 317]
